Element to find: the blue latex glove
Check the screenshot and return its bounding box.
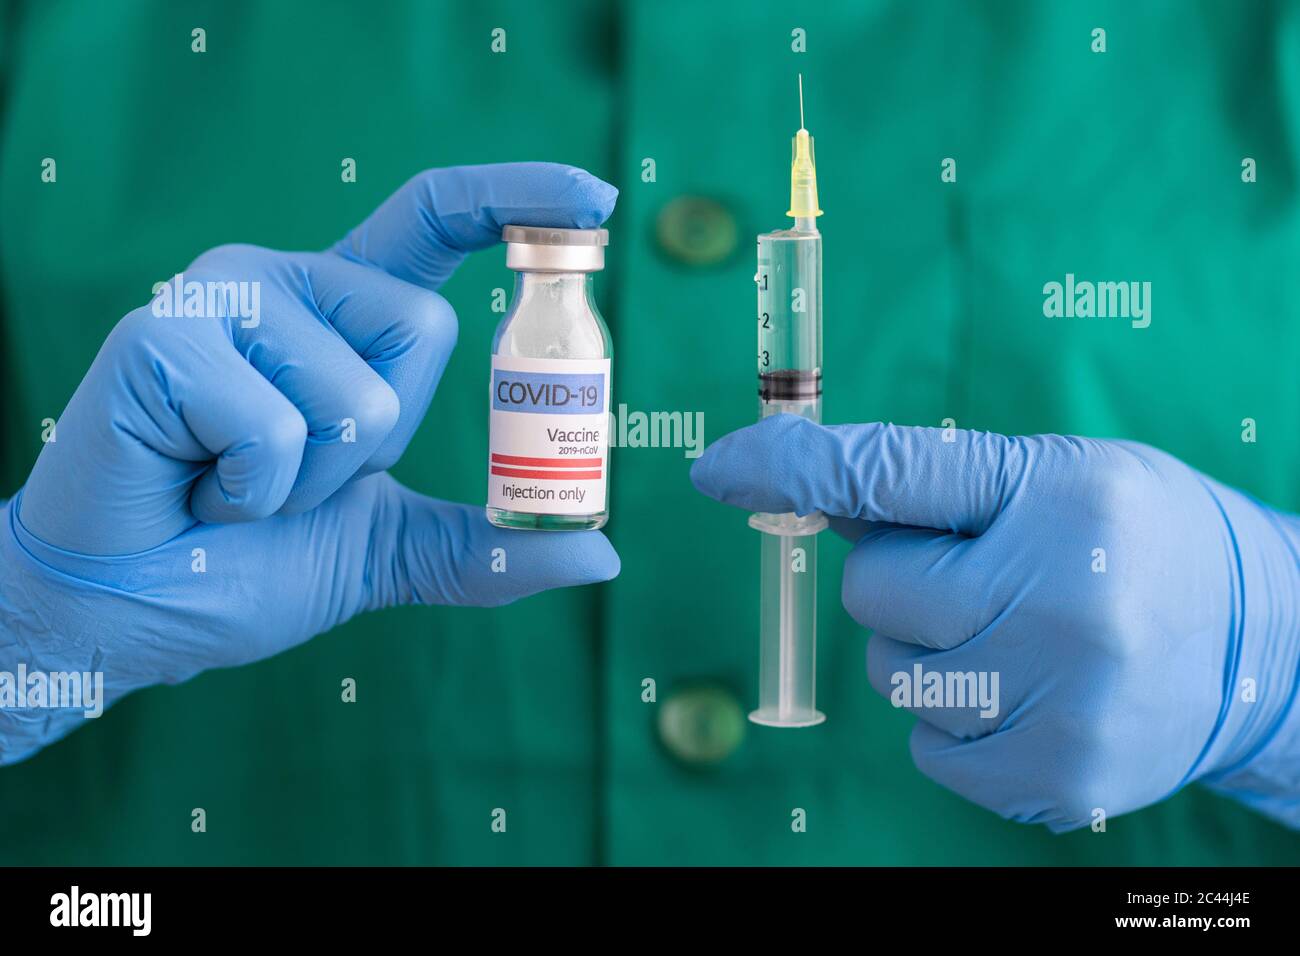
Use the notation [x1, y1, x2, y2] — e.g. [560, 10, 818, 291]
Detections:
[0, 163, 620, 765]
[692, 415, 1300, 830]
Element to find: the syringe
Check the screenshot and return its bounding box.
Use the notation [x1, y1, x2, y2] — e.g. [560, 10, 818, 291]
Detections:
[748, 75, 826, 728]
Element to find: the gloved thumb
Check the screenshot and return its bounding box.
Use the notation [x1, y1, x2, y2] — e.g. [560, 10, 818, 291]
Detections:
[363, 478, 620, 610]
[690, 414, 1025, 536]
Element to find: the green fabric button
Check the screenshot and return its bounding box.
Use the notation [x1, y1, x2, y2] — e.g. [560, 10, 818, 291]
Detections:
[655, 196, 738, 265]
[657, 684, 746, 765]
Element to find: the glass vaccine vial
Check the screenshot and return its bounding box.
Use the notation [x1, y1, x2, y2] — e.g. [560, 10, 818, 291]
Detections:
[486, 225, 612, 531]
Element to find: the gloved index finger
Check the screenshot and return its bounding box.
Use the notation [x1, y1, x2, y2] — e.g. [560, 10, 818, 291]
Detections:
[331, 162, 618, 290]
[689, 414, 1025, 537]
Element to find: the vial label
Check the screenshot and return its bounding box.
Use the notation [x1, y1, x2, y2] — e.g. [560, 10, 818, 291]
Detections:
[487, 355, 611, 515]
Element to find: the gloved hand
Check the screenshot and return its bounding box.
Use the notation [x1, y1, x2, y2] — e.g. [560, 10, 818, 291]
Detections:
[0, 163, 621, 765]
[692, 415, 1300, 830]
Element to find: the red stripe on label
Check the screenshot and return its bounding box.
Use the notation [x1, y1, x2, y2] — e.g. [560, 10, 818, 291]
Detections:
[491, 467, 603, 480]
[490, 454, 603, 468]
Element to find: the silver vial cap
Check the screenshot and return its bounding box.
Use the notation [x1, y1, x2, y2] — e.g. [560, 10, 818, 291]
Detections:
[503, 225, 608, 272]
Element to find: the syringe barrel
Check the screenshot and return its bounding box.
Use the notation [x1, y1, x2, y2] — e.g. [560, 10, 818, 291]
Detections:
[756, 227, 821, 419]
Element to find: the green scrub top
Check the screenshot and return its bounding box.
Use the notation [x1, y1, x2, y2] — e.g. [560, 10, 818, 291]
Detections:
[2, 0, 1298, 865]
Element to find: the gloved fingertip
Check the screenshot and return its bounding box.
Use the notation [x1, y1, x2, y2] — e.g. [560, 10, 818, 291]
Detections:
[522, 528, 621, 588]
[477, 527, 620, 604]
[689, 417, 819, 513]
[553, 167, 618, 227]
[687, 452, 722, 500]
[572, 530, 621, 584]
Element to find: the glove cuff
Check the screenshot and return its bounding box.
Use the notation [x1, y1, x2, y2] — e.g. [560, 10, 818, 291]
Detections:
[1197, 493, 1300, 813]
[0, 493, 122, 765]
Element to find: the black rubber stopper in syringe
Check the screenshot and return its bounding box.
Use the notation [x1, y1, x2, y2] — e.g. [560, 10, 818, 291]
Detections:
[758, 369, 822, 402]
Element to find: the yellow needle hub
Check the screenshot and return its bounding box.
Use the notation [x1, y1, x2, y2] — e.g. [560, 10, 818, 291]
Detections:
[787, 74, 822, 219]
